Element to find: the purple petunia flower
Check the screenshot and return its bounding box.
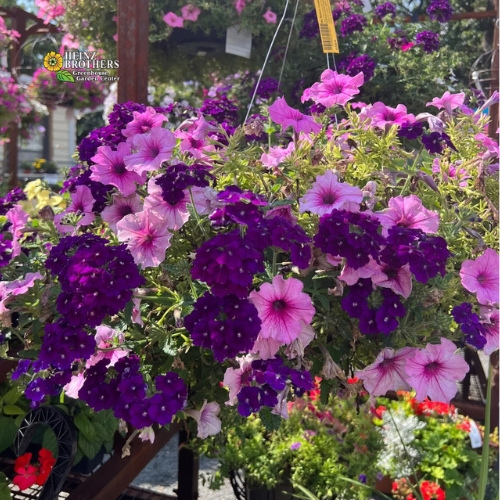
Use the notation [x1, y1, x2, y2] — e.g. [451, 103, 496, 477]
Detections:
[422, 131, 456, 154]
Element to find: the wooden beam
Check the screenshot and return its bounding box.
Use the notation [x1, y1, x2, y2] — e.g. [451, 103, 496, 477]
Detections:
[66, 423, 182, 500]
[117, 0, 149, 105]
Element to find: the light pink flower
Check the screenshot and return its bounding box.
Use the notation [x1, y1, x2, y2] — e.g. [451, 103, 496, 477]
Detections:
[6, 205, 28, 258]
[260, 142, 295, 168]
[88, 325, 129, 367]
[125, 127, 176, 175]
[268, 97, 322, 135]
[360, 102, 415, 128]
[139, 426, 155, 444]
[284, 323, 315, 359]
[132, 297, 144, 326]
[185, 401, 222, 439]
[301, 70, 364, 108]
[479, 306, 499, 355]
[426, 91, 465, 116]
[339, 257, 379, 286]
[249, 275, 315, 344]
[4, 272, 44, 296]
[101, 193, 143, 233]
[90, 143, 145, 196]
[116, 209, 173, 268]
[163, 12, 184, 28]
[374, 195, 439, 234]
[299, 170, 363, 215]
[263, 8, 277, 23]
[355, 347, 415, 396]
[54, 185, 96, 233]
[63, 372, 85, 399]
[265, 205, 297, 223]
[460, 248, 499, 305]
[181, 4, 201, 21]
[223, 355, 254, 405]
[235, 0, 246, 15]
[251, 336, 282, 359]
[175, 114, 216, 159]
[144, 176, 190, 230]
[404, 338, 470, 402]
[122, 107, 167, 138]
[371, 263, 412, 299]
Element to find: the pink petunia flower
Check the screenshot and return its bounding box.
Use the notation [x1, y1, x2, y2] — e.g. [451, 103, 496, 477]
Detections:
[404, 338, 470, 402]
[91, 143, 145, 196]
[122, 107, 167, 138]
[251, 336, 283, 359]
[116, 209, 173, 268]
[371, 263, 412, 299]
[401, 42, 415, 51]
[54, 185, 96, 233]
[185, 400, 222, 439]
[301, 70, 364, 108]
[374, 194, 439, 235]
[223, 355, 254, 405]
[359, 102, 415, 128]
[4, 272, 44, 296]
[181, 4, 201, 21]
[235, 0, 246, 15]
[132, 297, 144, 326]
[460, 248, 499, 305]
[124, 127, 176, 175]
[268, 97, 322, 135]
[426, 91, 465, 116]
[299, 170, 363, 215]
[6, 205, 28, 258]
[479, 306, 499, 355]
[260, 142, 295, 168]
[263, 8, 277, 23]
[355, 347, 415, 396]
[101, 193, 143, 233]
[249, 275, 315, 344]
[163, 12, 184, 28]
[339, 257, 379, 286]
[143, 176, 190, 230]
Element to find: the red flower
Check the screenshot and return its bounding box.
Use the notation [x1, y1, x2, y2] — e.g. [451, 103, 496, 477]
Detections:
[421, 481, 446, 500]
[456, 420, 471, 432]
[416, 400, 455, 416]
[347, 376, 359, 384]
[12, 449, 56, 490]
[373, 405, 386, 419]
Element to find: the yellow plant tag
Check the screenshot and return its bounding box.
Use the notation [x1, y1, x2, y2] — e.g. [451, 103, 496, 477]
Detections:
[313, 0, 339, 53]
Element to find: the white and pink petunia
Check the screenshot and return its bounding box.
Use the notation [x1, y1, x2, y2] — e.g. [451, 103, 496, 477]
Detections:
[460, 248, 499, 306]
[479, 306, 499, 355]
[426, 91, 465, 116]
[116, 209, 173, 268]
[53, 185, 96, 233]
[185, 400, 222, 439]
[249, 275, 315, 344]
[404, 338, 470, 402]
[122, 106, 167, 138]
[101, 193, 143, 233]
[299, 170, 363, 215]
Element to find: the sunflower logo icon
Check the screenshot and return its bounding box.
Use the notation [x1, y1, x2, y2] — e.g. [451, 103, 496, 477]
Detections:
[43, 51, 63, 72]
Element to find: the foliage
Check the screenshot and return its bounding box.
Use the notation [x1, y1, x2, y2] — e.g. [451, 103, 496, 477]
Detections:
[199, 390, 383, 500]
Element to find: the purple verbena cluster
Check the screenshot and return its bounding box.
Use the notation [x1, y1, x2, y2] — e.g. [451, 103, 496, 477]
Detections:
[426, 0, 453, 22]
[184, 292, 261, 361]
[314, 210, 385, 269]
[452, 302, 487, 349]
[155, 163, 213, 206]
[0, 234, 12, 267]
[341, 14, 367, 37]
[191, 230, 265, 298]
[0, 187, 27, 215]
[300, 10, 320, 39]
[200, 96, 239, 125]
[415, 30, 440, 53]
[338, 53, 376, 81]
[252, 77, 280, 100]
[237, 357, 314, 417]
[387, 30, 411, 50]
[374, 1, 397, 19]
[78, 356, 188, 427]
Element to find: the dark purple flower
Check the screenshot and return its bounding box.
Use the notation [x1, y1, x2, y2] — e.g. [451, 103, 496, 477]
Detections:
[375, 2, 396, 19]
[341, 14, 367, 37]
[300, 10, 320, 39]
[252, 77, 280, 100]
[0, 234, 12, 267]
[452, 302, 487, 349]
[426, 0, 453, 22]
[200, 96, 239, 125]
[415, 30, 440, 53]
[422, 131, 456, 154]
[0, 187, 27, 215]
[398, 121, 424, 140]
[238, 386, 262, 417]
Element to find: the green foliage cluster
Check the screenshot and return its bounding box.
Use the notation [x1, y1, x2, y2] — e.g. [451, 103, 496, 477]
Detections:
[199, 394, 383, 500]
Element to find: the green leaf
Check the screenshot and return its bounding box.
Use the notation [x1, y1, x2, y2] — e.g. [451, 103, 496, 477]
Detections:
[78, 433, 101, 460]
[259, 407, 281, 432]
[42, 429, 59, 457]
[0, 472, 11, 500]
[2, 405, 26, 416]
[74, 413, 96, 441]
[3, 387, 22, 406]
[56, 70, 75, 82]
[0, 416, 18, 453]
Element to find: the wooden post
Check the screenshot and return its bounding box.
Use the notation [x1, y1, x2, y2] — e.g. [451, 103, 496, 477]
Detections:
[117, 0, 149, 105]
[177, 430, 199, 500]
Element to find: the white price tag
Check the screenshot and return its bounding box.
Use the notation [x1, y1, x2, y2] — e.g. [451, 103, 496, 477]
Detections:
[469, 420, 483, 449]
[225, 26, 252, 59]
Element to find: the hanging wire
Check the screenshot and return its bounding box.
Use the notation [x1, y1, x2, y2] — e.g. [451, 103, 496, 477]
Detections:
[244, 0, 291, 123]
[277, 0, 301, 91]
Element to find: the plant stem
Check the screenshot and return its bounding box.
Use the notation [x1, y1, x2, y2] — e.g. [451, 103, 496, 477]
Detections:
[478, 359, 493, 500]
